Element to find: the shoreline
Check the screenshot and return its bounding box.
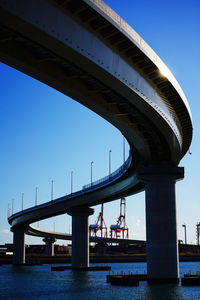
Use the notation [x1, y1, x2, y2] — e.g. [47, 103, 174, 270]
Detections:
[1, 253, 200, 265]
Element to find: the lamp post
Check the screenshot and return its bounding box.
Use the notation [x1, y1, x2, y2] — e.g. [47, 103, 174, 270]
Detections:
[91, 161, 94, 186]
[35, 187, 38, 206]
[51, 180, 54, 201]
[182, 224, 187, 244]
[21, 193, 24, 211]
[7, 203, 10, 218]
[12, 198, 14, 215]
[109, 150, 112, 178]
[71, 171, 73, 194]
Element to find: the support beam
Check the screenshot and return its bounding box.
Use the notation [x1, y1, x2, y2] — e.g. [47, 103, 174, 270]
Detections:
[12, 228, 25, 265]
[138, 166, 184, 283]
[43, 237, 56, 256]
[67, 206, 94, 268]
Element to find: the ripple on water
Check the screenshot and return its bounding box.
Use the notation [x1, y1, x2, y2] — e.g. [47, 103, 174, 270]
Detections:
[0, 262, 200, 300]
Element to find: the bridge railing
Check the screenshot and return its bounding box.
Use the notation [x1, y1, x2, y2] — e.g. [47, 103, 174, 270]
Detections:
[8, 150, 132, 220]
[82, 150, 132, 190]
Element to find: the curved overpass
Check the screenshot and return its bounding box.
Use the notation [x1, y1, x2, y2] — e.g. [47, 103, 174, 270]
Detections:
[27, 224, 145, 246]
[0, 0, 192, 282]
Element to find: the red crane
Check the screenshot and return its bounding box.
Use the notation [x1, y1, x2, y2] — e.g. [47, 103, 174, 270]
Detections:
[89, 204, 107, 238]
[110, 197, 129, 239]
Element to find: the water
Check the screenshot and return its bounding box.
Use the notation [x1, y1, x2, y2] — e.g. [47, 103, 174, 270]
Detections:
[0, 262, 200, 300]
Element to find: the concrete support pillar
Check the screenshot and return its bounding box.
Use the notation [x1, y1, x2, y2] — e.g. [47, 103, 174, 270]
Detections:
[138, 166, 184, 283]
[43, 237, 56, 256]
[12, 228, 25, 265]
[67, 206, 94, 268]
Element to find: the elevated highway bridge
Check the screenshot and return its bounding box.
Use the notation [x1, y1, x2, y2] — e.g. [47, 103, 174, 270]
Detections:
[0, 0, 192, 283]
[27, 225, 145, 246]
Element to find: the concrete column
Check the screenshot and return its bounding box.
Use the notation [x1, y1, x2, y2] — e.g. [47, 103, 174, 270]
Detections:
[67, 206, 94, 268]
[138, 166, 184, 283]
[43, 237, 56, 256]
[12, 228, 25, 265]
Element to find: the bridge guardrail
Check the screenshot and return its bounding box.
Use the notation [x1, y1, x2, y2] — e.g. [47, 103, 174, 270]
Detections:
[8, 150, 132, 220]
[82, 150, 132, 190]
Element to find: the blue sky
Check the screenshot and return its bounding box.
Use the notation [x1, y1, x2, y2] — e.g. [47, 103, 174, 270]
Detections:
[0, 0, 200, 245]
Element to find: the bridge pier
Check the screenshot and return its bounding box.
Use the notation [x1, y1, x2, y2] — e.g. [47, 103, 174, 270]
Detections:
[139, 166, 184, 283]
[67, 207, 94, 268]
[43, 237, 56, 256]
[12, 228, 25, 265]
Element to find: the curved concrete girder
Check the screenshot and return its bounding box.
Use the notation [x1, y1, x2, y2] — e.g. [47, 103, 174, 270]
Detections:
[0, 0, 191, 164]
[27, 225, 146, 245]
[9, 164, 143, 228]
[85, 0, 191, 118]
[1, 0, 192, 280]
[2, 0, 191, 239]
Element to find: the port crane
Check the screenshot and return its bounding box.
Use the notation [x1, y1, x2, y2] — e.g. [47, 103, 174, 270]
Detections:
[110, 197, 129, 239]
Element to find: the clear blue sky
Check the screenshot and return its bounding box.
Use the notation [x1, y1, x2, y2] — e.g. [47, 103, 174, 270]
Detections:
[0, 0, 200, 245]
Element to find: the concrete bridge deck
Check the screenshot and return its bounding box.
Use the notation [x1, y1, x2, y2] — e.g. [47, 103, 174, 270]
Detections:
[0, 0, 192, 283]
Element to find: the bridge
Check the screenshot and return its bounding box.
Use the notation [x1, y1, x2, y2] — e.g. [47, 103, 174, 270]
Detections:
[27, 224, 146, 254]
[0, 0, 192, 283]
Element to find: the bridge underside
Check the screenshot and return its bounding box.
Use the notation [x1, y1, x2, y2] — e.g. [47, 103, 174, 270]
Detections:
[1, 0, 192, 283]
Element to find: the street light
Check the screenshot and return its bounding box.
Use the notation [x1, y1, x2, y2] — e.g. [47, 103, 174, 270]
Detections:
[12, 198, 14, 215]
[71, 171, 73, 194]
[7, 203, 10, 218]
[51, 180, 54, 201]
[91, 161, 94, 186]
[182, 224, 187, 244]
[109, 150, 112, 178]
[35, 187, 38, 206]
[21, 193, 24, 211]
[66, 173, 68, 195]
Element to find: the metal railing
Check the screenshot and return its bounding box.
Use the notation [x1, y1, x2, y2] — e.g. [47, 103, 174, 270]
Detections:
[8, 151, 132, 220]
[82, 150, 132, 190]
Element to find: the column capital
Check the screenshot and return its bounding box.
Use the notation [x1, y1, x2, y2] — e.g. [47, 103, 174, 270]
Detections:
[137, 165, 184, 183]
[67, 206, 94, 217]
[43, 237, 56, 244]
[11, 225, 27, 233]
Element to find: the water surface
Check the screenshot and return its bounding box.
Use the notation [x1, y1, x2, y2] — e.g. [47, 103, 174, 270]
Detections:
[0, 262, 200, 300]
